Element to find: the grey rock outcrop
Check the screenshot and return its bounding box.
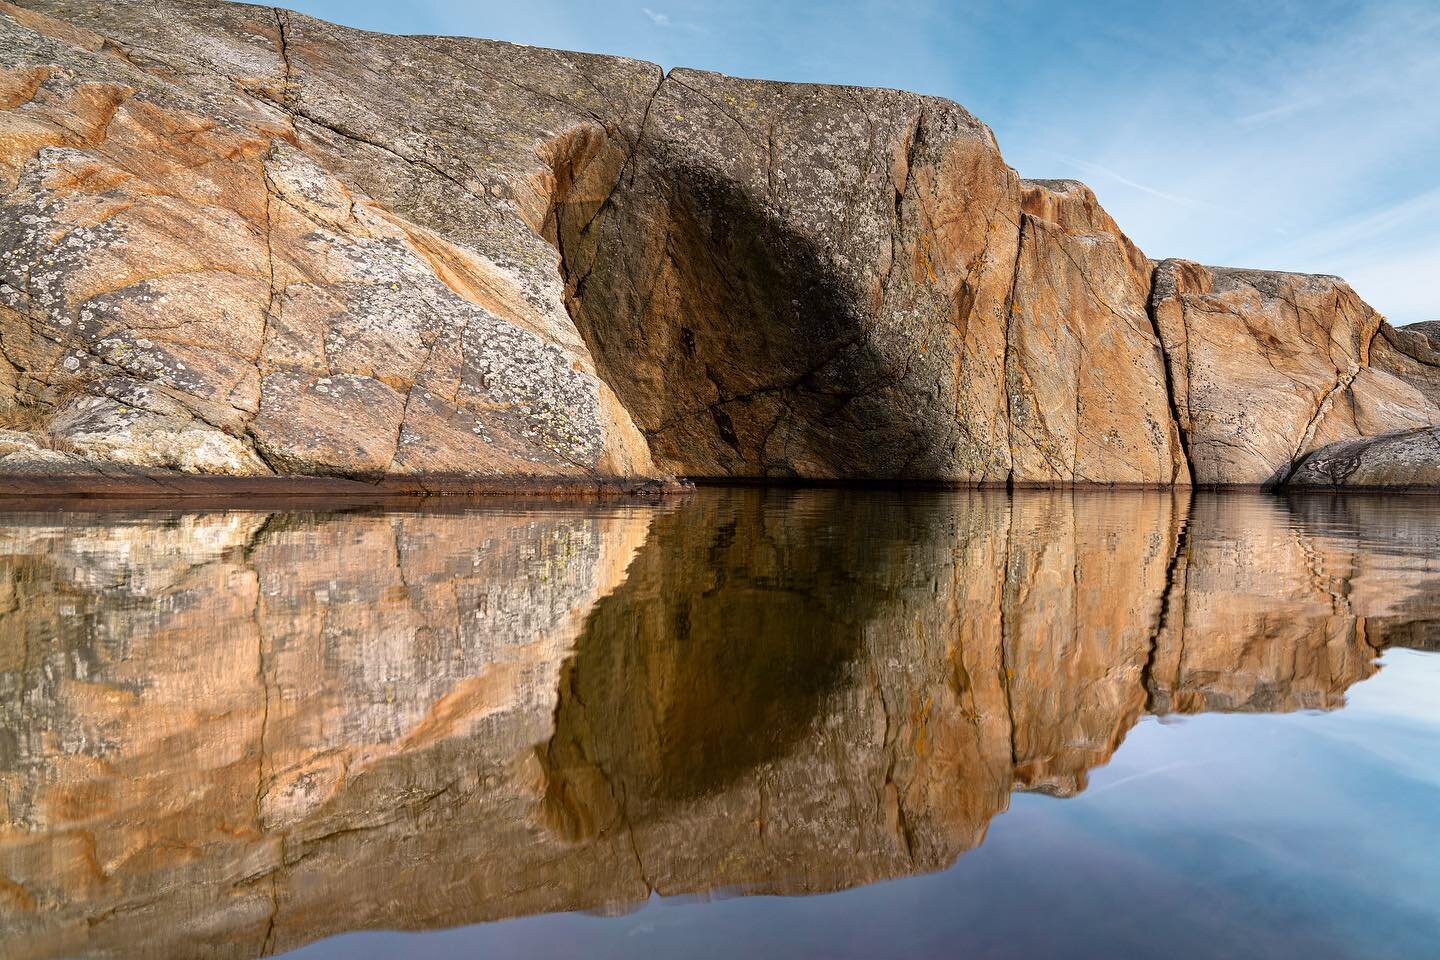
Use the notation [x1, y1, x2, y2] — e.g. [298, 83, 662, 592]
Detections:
[1287, 425, 1440, 489]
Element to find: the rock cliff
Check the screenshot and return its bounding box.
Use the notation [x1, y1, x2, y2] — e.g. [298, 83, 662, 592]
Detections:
[1, 0, 1437, 488]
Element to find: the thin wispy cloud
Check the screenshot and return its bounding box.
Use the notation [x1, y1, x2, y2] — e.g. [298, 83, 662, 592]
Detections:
[639, 6, 704, 34]
[1044, 151, 1281, 237]
[1084, 760, 1212, 798]
[1236, 96, 1326, 126]
[998, 0, 1440, 321]
[1045, 152, 1201, 209]
[1280, 185, 1440, 263]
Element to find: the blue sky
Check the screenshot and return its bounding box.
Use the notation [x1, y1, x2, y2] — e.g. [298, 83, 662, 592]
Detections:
[276, 0, 1439, 324]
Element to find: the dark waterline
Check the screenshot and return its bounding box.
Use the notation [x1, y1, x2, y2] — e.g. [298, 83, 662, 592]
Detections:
[0, 489, 1436, 958]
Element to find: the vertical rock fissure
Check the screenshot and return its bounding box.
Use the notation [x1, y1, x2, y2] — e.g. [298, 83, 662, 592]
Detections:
[1001, 216, 1028, 490]
[271, 8, 293, 104]
[889, 106, 923, 281]
[1140, 494, 1191, 711]
[260, 871, 279, 956]
[257, 154, 280, 371]
[243, 148, 286, 475]
[384, 310, 446, 477]
[252, 569, 277, 954]
[997, 502, 1018, 767]
[568, 66, 668, 244]
[1145, 266, 1195, 484]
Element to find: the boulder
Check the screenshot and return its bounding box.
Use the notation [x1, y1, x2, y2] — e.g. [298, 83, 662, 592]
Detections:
[1287, 425, 1440, 489]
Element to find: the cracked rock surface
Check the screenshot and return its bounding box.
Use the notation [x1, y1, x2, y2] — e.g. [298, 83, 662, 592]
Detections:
[0, 0, 655, 484]
[1, 0, 1438, 487]
[1149, 263, 1440, 485]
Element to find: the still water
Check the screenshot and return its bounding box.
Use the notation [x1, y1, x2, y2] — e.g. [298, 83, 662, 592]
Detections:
[0, 489, 1437, 959]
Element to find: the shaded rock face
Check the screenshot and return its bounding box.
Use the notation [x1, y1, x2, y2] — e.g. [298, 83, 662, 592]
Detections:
[1287, 425, 1440, 489]
[3, 489, 1439, 956]
[1, 0, 1437, 487]
[557, 72, 1020, 480]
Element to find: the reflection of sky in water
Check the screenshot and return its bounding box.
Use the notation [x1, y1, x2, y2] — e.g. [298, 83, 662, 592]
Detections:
[292, 649, 1440, 960]
[5, 491, 1437, 958]
[1345, 648, 1440, 727]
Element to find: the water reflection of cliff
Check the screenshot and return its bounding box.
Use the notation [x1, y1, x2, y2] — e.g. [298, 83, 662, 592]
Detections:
[0, 490, 1437, 957]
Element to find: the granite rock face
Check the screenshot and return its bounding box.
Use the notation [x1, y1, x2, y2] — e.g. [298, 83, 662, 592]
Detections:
[1149, 263, 1440, 485]
[1371, 321, 1440, 408]
[1008, 180, 1186, 484]
[557, 69, 1020, 480]
[1, 0, 1437, 487]
[0, 0, 656, 485]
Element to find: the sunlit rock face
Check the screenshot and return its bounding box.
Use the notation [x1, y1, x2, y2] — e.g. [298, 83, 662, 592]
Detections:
[1149, 262, 1440, 485]
[2, 0, 1437, 486]
[1369, 321, 1440, 410]
[1007, 181, 1186, 485]
[0, 0, 655, 482]
[1, 490, 1438, 957]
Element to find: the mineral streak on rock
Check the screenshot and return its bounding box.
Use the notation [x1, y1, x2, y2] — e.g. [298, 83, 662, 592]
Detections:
[2, 489, 1437, 956]
[1, 0, 1438, 488]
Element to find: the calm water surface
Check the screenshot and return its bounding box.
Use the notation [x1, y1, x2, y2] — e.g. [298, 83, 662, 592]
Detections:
[0, 489, 1437, 959]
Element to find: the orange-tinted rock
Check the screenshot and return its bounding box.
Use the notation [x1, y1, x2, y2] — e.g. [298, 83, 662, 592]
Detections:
[1370, 321, 1440, 408]
[2, 0, 1438, 487]
[1150, 262, 1440, 485]
[1007, 181, 1186, 484]
[1004, 490, 1185, 794]
[1145, 495, 1383, 713]
[0, 0, 655, 483]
